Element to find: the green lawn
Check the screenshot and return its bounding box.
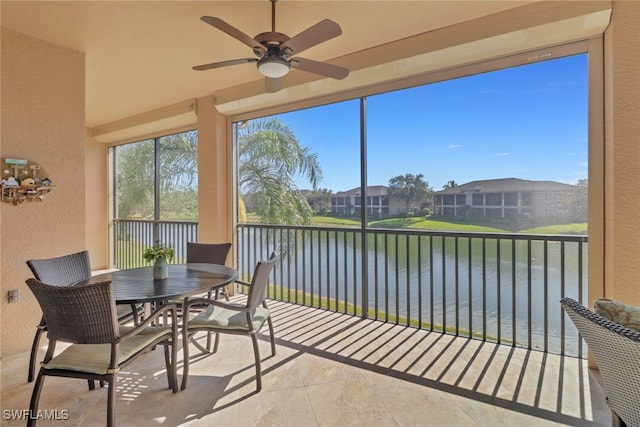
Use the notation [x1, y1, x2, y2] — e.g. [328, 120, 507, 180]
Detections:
[312, 215, 505, 232]
[311, 216, 361, 227]
[311, 215, 586, 235]
[519, 223, 587, 235]
[369, 217, 507, 233]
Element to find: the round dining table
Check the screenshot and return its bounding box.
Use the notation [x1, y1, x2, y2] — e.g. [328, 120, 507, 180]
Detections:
[90, 263, 237, 305]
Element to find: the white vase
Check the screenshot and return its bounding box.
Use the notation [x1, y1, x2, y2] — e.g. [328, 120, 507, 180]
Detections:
[153, 256, 169, 279]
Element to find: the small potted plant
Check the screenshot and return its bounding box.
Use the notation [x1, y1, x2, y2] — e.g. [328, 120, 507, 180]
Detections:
[143, 241, 174, 279]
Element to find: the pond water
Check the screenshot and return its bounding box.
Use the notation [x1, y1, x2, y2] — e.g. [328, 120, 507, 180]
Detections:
[237, 227, 588, 356]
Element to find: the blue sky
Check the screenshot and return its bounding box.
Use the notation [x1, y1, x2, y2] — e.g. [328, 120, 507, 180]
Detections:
[266, 54, 588, 192]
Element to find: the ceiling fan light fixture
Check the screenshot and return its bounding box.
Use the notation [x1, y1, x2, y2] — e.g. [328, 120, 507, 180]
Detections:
[257, 56, 290, 78]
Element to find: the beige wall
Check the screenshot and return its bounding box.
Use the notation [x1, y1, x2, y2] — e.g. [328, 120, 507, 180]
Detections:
[196, 96, 233, 246]
[85, 130, 109, 270]
[0, 28, 86, 357]
[603, 0, 640, 305]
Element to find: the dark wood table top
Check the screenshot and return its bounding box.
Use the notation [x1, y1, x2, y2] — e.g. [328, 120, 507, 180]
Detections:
[90, 263, 237, 304]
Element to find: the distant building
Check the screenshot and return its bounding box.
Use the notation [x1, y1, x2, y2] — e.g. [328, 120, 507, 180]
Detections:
[300, 189, 331, 213]
[433, 178, 582, 223]
[330, 185, 406, 217]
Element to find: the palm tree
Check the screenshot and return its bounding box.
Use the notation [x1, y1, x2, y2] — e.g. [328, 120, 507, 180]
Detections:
[238, 118, 322, 225]
[116, 131, 198, 220]
[442, 180, 458, 190]
[116, 140, 155, 219]
[117, 122, 320, 225]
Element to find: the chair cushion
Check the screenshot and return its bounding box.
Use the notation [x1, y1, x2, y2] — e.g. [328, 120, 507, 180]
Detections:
[188, 303, 270, 332]
[594, 298, 640, 332]
[43, 326, 172, 374]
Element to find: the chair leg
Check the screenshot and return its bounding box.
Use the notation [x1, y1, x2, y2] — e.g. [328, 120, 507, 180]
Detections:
[267, 316, 276, 356]
[27, 371, 46, 427]
[181, 331, 191, 391]
[130, 303, 140, 326]
[213, 332, 220, 353]
[107, 376, 115, 427]
[206, 331, 213, 352]
[28, 329, 44, 383]
[250, 333, 262, 391]
[203, 291, 215, 352]
[163, 344, 178, 393]
[171, 336, 178, 393]
[163, 345, 173, 391]
[213, 287, 230, 302]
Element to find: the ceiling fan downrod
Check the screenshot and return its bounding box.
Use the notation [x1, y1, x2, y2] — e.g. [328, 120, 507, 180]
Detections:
[271, 0, 277, 33]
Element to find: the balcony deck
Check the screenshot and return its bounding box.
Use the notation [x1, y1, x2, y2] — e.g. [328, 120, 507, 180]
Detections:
[1, 298, 610, 426]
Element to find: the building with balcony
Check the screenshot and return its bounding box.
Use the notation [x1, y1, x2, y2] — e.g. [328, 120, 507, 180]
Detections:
[433, 178, 585, 225]
[330, 185, 405, 217]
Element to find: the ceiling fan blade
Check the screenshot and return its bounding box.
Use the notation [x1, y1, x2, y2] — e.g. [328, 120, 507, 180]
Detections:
[290, 57, 349, 80]
[280, 19, 342, 55]
[200, 16, 267, 54]
[265, 77, 281, 93]
[193, 58, 257, 71]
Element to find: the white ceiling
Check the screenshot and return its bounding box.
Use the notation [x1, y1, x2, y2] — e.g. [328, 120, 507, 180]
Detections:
[2, 1, 601, 129]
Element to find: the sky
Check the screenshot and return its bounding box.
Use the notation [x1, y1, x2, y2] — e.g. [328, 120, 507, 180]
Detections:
[259, 53, 588, 193]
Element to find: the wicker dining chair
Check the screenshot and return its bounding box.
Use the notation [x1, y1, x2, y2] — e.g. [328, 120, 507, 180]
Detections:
[560, 297, 640, 427]
[181, 252, 279, 392]
[25, 278, 179, 427]
[26, 250, 142, 384]
[186, 242, 232, 300]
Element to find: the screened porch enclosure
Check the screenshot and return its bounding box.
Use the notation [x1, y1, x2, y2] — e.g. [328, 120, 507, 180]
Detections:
[113, 219, 588, 358]
[111, 43, 592, 362]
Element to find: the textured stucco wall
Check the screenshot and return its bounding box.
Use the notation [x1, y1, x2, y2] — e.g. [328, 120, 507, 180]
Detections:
[604, 1, 640, 304]
[0, 28, 86, 358]
[85, 130, 109, 270]
[197, 95, 232, 246]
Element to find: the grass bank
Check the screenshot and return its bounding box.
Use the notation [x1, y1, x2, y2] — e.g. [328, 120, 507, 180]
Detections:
[312, 215, 586, 235]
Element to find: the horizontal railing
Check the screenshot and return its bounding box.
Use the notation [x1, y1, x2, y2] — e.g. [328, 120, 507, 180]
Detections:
[112, 219, 588, 357]
[113, 219, 198, 268]
[236, 223, 588, 357]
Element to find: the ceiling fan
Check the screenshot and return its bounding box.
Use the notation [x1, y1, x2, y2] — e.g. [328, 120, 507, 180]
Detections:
[192, 0, 349, 93]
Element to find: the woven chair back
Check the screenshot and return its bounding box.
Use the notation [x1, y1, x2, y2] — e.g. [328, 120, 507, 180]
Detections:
[561, 297, 640, 427]
[186, 242, 231, 265]
[27, 250, 91, 286]
[26, 279, 119, 344]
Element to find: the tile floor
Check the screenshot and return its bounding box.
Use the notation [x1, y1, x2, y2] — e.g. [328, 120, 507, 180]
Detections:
[1, 299, 612, 426]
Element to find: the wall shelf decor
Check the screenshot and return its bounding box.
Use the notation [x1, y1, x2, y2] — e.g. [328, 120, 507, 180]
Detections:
[1, 158, 55, 205]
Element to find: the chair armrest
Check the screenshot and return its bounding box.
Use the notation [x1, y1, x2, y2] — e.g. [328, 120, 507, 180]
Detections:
[119, 303, 179, 341]
[561, 298, 640, 341]
[234, 279, 251, 287]
[183, 297, 251, 313]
